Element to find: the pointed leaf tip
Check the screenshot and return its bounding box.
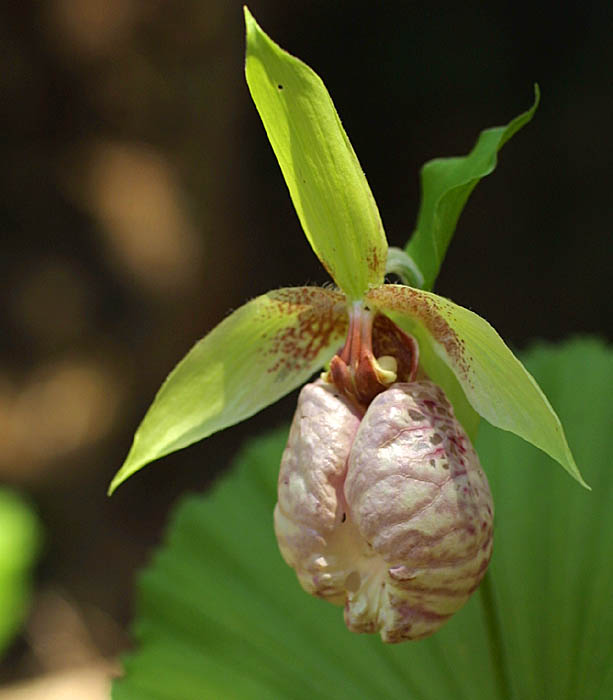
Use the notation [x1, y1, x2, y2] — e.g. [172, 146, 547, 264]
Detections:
[243, 5, 256, 36]
[109, 287, 347, 494]
[406, 87, 540, 291]
[244, 9, 387, 300]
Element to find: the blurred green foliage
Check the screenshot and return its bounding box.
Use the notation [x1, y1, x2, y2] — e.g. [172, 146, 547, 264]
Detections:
[0, 489, 41, 658]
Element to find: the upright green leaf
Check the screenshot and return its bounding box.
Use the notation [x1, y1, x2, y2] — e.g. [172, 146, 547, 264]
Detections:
[244, 8, 387, 300]
[367, 284, 586, 487]
[113, 338, 612, 700]
[109, 288, 347, 493]
[406, 86, 540, 291]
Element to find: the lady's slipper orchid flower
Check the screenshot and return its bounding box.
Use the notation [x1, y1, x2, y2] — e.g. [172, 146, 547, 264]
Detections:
[109, 13, 586, 640]
[108, 8, 586, 641]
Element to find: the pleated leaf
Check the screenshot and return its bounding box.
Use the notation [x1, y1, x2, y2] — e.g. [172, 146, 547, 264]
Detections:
[245, 8, 387, 300]
[406, 86, 539, 291]
[113, 337, 612, 700]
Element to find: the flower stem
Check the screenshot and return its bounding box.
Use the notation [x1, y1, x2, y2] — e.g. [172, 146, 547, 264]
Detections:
[479, 570, 514, 700]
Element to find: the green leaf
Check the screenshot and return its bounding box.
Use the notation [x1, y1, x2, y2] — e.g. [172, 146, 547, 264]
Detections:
[109, 287, 347, 494]
[478, 338, 611, 700]
[406, 86, 540, 291]
[0, 489, 41, 658]
[244, 8, 387, 300]
[113, 338, 612, 700]
[367, 284, 587, 487]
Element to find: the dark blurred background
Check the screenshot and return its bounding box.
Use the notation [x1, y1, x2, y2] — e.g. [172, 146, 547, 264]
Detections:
[0, 0, 611, 695]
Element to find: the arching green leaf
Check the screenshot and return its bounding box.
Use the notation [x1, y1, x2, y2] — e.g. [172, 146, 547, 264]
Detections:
[109, 287, 347, 494]
[244, 8, 387, 300]
[406, 86, 540, 291]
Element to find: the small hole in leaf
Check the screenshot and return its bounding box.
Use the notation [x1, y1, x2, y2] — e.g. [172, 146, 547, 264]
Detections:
[277, 84, 283, 90]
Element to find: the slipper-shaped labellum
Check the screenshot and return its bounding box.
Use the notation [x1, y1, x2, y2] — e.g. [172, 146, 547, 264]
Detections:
[275, 310, 494, 642]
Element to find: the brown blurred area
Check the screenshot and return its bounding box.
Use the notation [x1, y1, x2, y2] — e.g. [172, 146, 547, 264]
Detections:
[0, 0, 611, 695]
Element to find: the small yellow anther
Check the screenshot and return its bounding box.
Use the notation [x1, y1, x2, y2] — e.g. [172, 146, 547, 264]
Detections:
[373, 355, 397, 386]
